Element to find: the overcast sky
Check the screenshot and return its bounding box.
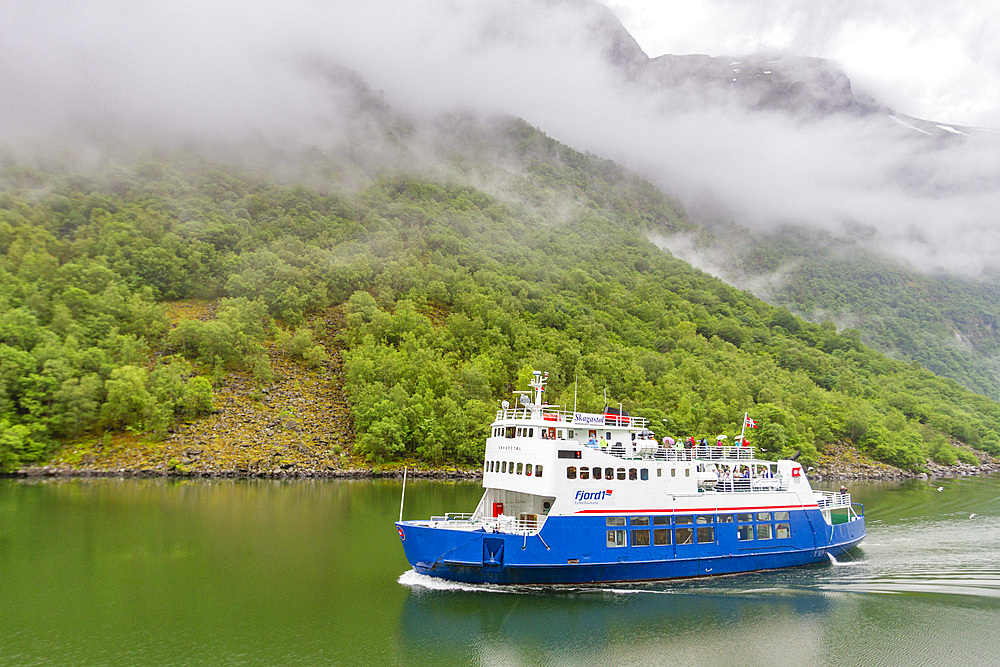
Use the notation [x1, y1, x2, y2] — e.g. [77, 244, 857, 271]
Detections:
[2, 0, 999, 276]
[607, 0, 1000, 128]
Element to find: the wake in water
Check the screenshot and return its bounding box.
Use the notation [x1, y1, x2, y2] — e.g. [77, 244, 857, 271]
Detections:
[827, 552, 862, 567]
[397, 570, 681, 596]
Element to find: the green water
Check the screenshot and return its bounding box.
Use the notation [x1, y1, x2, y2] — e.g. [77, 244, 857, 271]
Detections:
[2, 476, 1000, 665]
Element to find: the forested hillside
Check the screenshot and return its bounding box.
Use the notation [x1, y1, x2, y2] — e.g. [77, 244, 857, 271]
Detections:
[674, 226, 1000, 401]
[2, 120, 998, 473]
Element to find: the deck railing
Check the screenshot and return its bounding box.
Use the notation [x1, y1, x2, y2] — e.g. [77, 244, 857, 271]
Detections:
[815, 491, 852, 509]
[494, 408, 648, 429]
[427, 512, 544, 535]
[713, 476, 789, 492]
[589, 444, 757, 462]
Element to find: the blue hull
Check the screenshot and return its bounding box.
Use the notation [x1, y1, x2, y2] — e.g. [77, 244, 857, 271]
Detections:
[397, 509, 865, 585]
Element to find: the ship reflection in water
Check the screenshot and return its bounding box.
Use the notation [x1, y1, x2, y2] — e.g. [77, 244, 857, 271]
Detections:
[397, 567, 841, 664]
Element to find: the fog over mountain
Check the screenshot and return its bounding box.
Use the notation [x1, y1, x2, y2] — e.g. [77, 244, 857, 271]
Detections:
[3, 0, 999, 275]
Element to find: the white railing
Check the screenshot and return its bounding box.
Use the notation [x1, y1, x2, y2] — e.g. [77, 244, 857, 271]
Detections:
[494, 408, 648, 429]
[582, 444, 757, 462]
[713, 476, 789, 492]
[427, 513, 544, 535]
[815, 491, 851, 509]
[428, 513, 475, 523]
[693, 445, 756, 461]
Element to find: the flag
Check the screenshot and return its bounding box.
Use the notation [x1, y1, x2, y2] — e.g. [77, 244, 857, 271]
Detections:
[744, 415, 758, 428]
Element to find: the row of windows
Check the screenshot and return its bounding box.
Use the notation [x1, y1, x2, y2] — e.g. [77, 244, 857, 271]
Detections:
[737, 523, 791, 540]
[607, 526, 715, 548]
[605, 512, 790, 526]
[486, 460, 544, 477]
[567, 466, 692, 480]
[493, 426, 582, 439]
[604, 513, 793, 547]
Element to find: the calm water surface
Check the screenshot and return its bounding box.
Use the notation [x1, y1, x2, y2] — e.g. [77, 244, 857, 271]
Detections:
[2, 475, 1000, 665]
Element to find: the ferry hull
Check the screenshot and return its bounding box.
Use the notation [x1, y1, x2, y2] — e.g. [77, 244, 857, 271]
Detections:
[397, 512, 865, 585]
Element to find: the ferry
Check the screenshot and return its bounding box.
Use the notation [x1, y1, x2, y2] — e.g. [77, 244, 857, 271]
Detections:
[395, 371, 865, 584]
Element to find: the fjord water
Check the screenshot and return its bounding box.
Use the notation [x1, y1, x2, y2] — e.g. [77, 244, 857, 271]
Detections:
[2, 477, 1000, 665]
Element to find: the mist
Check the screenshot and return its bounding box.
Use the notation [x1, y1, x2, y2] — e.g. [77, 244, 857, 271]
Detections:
[3, 0, 999, 275]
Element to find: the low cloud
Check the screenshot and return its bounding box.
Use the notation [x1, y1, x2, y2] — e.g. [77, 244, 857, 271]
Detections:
[2, 0, 999, 275]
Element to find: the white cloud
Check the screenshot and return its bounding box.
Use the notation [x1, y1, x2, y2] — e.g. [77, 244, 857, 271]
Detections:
[606, 0, 1000, 127]
[2, 0, 999, 276]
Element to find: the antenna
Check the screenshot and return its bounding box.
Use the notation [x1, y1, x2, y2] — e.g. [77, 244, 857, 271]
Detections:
[399, 467, 407, 522]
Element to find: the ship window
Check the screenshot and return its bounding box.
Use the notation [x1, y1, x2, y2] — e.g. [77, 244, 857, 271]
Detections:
[579, 467, 590, 480]
[653, 528, 672, 546]
[737, 513, 753, 522]
[631, 529, 650, 547]
[605, 467, 614, 479]
[606, 517, 626, 526]
[675, 515, 693, 524]
[671, 468, 676, 477]
[536, 465, 543, 477]
[606, 432, 611, 440]
[653, 516, 670, 525]
[685, 468, 690, 477]
[631, 516, 649, 526]
[756, 524, 772, 540]
[640, 469, 649, 481]
[676, 527, 693, 545]
[501, 461, 507, 473]
[509, 461, 514, 473]
[776, 523, 791, 539]
[566, 466, 577, 479]
[607, 530, 627, 548]
[697, 515, 713, 524]
[617, 468, 626, 480]
[506, 427, 515, 438]
[557, 430, 563, 438]
[593, 467, 602, 479]
[774, 511, 790, 520]
[629, 468, 637, 481]
[517, 462, 523, 475]
[568, 430, 575, 438]
[718, 514, 734, 523]
[697, 527, 715, 543]
[526, 465, 532, 477]
[757, 512, 772, 522]
[657, 468, 661, 478]
[738, 525, 753, 541]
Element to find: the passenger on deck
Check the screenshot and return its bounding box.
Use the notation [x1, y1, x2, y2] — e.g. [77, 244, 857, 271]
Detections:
[599, 436, 608, 450]
[588, 434, 598, 448]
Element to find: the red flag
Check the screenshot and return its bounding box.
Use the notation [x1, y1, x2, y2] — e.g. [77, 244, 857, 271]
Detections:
[744, 415, 758, 428]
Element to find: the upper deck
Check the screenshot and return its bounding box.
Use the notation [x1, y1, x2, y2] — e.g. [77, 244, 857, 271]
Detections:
[492, 405, 756, 464]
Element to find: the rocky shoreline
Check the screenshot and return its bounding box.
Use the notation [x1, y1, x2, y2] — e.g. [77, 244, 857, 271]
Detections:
[811, 441, 1000, 481]
[12, 453, 1000, 482]
[10, 465, 482, 480]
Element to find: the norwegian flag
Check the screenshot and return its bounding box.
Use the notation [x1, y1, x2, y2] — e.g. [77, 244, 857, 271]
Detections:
[744, 415, 758, 428]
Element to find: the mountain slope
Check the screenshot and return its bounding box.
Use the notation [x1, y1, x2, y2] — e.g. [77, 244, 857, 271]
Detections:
[2, 117, 999, 475]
